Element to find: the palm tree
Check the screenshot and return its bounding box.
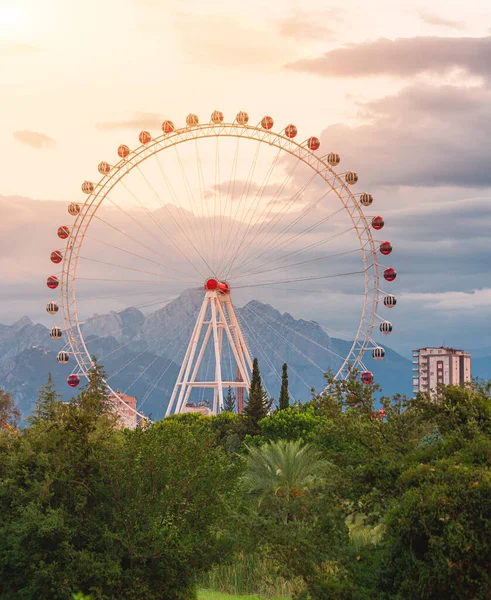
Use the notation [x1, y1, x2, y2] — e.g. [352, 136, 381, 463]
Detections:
[242, 440, 331, 520]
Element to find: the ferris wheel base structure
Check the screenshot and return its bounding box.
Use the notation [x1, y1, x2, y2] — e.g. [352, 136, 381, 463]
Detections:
[165, 278, 253, 416]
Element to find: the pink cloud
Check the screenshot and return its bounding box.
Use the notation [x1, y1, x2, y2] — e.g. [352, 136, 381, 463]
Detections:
[96, 112, 162, 132]
[13, 130, 56, 149]
[0, 42, 38, 56]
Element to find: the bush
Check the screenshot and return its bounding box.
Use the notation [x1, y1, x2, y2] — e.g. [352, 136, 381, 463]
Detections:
[0, 375, 243, 600]
[380, 456, 491, 599]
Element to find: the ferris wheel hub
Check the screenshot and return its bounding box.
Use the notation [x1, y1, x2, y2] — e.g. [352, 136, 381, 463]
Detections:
[204, 278, 230, 294]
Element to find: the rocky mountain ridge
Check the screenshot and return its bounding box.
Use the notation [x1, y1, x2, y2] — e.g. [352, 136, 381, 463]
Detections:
[0, 288, 415, 420]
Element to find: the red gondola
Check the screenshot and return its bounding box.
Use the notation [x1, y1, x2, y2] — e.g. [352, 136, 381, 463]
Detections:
[162, 120, 175, 134]
[50, 250, 62, 264]
[384, 268, 397, 282]
[57, 226, 70, 239]
[47, 275, 59, 289]
[372, 216, 384, 230]
[361, 371, 374, 384]
[261, 116, 273, 130]
[285, 124, 297, 138]
[307, 136, 320, 151]
[139, 131, 151, 145]
[67, 374, 80, 388]
[117, 144, 130, 158]
[379, 241, 392, 255]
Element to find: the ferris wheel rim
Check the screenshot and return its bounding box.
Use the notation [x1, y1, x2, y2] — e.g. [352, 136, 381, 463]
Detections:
[58, 118, 384, 417]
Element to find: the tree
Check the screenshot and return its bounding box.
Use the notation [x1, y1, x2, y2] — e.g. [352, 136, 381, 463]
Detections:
[0, 376, 243, 600]
[240, 440, 349, 598]
[242, 439, 331, 510]
[0, 388, 21, 431]
[75, 358, 113, 417]
[29, 373, 61, 425]
[244, 358, 272, 436]
[380, 456, 491, 600]
[224, 386, 236, 413]
[257, 404, 328, 445]
[279, 363, 289, 411]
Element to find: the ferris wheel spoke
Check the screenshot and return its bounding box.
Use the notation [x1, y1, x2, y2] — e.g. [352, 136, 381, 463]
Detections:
[118, 176, 211, 278]
[122, 318, 190, 393]
[235, 269, 366, 291]
[234, 247, 361, 282]
[229, 165, 318, 274]
[137, 336, 191, 411]
[93, 208, 197, 281]
[246, 285, 368, 297]
[131, 301, 203, 411]
[77, 277, 190, 284]
[218, 139, 262, 276]
[241, 305, 330, 378]
[224, 155, 304, 279]
[215, 137, 240, 276]
[239, 312, 309, 398]
[222, 145, 284, 278]
[236, 316, 277, 399]
[234, 203, 346, 276]
[228, 174, 327, 277]
[75, 289, 165, 302]
[245, 226, 356, 274]
[106, 334, 165, 383]
[237, 226, 355, 279]
[243, 302, 346, 362]
[85, 234, 196, 280]
[154, 151, 209, 269]
[102, 195, 179, 260]
[194, 139, 214, 265]
[71, 295, 179, 350]
[214, 136, 222, 271]
[78, 255, 195, 282]
[135, 161, 214, 276]
[172, 145, 212, 269]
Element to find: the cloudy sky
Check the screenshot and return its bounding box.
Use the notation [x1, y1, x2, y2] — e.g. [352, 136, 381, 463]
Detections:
[2, 0, 491, 357]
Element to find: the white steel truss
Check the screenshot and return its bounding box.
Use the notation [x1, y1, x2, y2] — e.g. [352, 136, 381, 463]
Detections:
[165, 287, 252, 416]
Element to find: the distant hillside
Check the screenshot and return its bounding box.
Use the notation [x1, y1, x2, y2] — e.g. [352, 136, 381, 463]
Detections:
[0, 289, 413, 420]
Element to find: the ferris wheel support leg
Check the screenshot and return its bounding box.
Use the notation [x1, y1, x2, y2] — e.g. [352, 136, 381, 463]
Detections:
[169, 296, 209, 416]
[227, 299, 253, 374]
[182, 324, 213, 407]
[217, 299, 251, 389]
[210, 295, 224, 414]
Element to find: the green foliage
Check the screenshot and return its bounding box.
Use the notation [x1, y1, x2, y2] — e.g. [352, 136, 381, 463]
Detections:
[257, 405, 328, 445]
[242, 440, 331, 509]
[240, 440, 349, 599]
[0, 370, 243, 600]
[200, 553, 299, 598]
[224, 386, 236, 413]
[279, 363, 289, 411]
[199, 591, 285, 600]
[1, 367, 491, 599]
[0, 387, 21, 430]
[244, 358, 272, 436]
[381, 455, 491, 599]
[29, 372, 62, 425]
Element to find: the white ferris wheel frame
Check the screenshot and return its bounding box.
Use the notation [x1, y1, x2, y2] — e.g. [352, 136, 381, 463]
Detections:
[59, 120, 388, 419]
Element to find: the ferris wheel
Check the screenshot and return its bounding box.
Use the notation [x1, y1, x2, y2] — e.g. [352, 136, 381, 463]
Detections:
[45, 110, 397, 422]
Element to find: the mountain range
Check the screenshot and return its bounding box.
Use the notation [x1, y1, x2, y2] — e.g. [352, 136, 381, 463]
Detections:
[3, 287, 475, 421]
